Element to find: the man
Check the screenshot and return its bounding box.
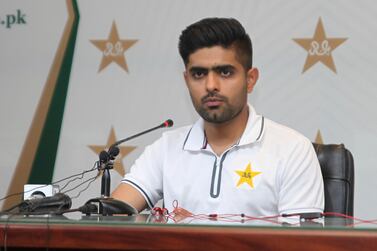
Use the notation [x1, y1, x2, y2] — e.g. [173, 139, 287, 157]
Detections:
[112, 17, 324, 216]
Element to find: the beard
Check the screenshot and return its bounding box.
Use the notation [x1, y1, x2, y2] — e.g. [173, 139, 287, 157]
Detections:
[193, 92, 244, 124]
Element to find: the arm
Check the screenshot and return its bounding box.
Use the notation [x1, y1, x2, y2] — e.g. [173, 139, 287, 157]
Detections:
[111, 133, 169, 212]
[278, 138, 324, 215]
[111, 183, 148, 212]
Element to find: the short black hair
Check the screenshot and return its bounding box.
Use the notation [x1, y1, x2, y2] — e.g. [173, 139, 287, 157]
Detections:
[178, 17, 253, 70]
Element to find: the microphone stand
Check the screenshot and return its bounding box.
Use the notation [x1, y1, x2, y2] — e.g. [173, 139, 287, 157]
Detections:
[84, 155, 137, 216]
[101, 160, 112, 198]
[84, 119, 173, 216]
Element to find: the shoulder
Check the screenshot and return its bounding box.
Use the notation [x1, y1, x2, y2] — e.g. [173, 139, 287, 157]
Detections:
[262, 118, 313, 151]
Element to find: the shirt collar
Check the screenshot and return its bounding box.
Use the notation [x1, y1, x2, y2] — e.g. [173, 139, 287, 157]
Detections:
[182, 104, 265, 151]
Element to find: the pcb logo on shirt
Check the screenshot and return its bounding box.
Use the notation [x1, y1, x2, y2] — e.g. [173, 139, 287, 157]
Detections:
[235, 162, 261, 189]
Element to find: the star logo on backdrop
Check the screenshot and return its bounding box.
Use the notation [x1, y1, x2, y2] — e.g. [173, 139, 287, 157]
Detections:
[88, 127, 136, 177]
[315, 130, 324, 144]
[90, 21, 138, 73]
[293, 18, 347, 73]
[235, 162, 261, 189]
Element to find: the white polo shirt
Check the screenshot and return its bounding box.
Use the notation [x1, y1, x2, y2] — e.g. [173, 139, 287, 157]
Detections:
[122, 105, 324, 216]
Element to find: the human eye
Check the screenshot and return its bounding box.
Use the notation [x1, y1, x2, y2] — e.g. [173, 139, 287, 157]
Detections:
[190, 68, 207, 79]
[220, 68, 233, 77]
[215, 66, 234, 77]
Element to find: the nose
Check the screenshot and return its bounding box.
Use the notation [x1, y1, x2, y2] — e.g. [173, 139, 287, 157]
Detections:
[205, 71, 220, 92]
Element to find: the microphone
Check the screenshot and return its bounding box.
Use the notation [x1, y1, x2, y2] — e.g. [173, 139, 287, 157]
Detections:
[19, 193, 72, 213]
[95, 119, 174, 215]
[107, 119, 174, 158]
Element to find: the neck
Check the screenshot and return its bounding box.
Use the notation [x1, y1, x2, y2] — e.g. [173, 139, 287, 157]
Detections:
[204, 105, 249, 156]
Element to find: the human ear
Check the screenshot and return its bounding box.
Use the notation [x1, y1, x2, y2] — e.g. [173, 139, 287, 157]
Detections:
[246, 67, 259, 93]
[183, 71, 189, 87]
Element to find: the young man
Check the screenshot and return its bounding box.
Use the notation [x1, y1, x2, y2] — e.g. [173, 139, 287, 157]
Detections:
[112, 17, 324, 216]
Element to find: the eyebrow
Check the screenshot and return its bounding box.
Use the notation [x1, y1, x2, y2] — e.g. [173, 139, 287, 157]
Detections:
[188, 64, 236, 73]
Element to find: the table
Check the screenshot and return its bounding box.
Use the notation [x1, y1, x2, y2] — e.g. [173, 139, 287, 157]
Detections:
[1, 214, 377, 250]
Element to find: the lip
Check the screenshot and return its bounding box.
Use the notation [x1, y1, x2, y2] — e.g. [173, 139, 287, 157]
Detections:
[203, 98, 223, 107]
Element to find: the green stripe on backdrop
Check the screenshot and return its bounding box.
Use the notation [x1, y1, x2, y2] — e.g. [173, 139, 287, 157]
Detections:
[28, 0, 80, 183]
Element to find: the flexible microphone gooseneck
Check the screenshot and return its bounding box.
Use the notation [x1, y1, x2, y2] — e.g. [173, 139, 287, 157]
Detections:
[98, 119, 174, 163]
[108, 119, 173, 156]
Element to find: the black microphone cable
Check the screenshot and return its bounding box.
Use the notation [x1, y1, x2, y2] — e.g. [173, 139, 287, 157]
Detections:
[0, 162, 99, 215]
[0, 160, 98, 210]
[0, 119, 175, 215]
[58, 203, 98, 215]
[62, 172, 100, 198]
[2, 183, 91, 217]
[58, 163, 99, 192]
[70, 176, 99, 200]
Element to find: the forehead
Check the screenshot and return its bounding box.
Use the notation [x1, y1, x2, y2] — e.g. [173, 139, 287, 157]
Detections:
[186, 46, 242, 69]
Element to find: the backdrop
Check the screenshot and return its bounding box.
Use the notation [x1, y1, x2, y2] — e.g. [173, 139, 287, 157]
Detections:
[1, 0, 376, 219]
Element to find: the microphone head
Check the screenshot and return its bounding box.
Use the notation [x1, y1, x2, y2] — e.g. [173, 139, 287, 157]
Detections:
[99, 151, 110, 163]
[108, 146, 120, 159]
[163, 119, 174, 128]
